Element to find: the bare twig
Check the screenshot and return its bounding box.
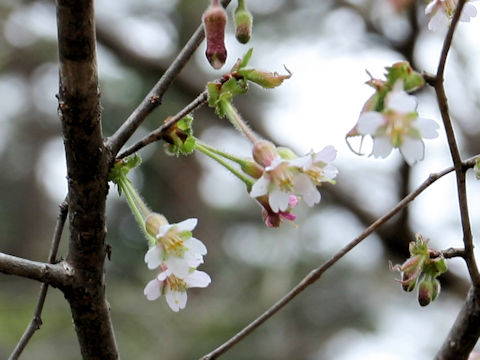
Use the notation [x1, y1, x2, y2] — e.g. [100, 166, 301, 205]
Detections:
[200, 162, 465, 360]
[9, 201, 69, 360]
[117, 90, 208, 159]
[106, 0, 232, 156]
[432, 0, 480, 286]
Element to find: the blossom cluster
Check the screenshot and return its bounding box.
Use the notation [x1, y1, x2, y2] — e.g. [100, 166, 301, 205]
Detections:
[143, 214, 211, 312]
[249, 140, 338, 227]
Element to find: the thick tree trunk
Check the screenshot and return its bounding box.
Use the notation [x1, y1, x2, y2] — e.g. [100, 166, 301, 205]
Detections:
[56, 0, 117, 358]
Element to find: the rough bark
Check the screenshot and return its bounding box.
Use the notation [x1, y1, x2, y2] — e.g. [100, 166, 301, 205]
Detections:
[56, 0, 117, 358]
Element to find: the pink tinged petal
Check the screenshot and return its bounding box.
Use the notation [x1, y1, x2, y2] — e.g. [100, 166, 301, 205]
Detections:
[176, 218, 198, 232]
[400, 137, 425, 165]
[269, 188, 291, 212]
[357, 112, 385, 135]
[372, 136, 393, 158]
[185, 237, 207, 255]
[281, 211, 296, 221]
[314, 145, 337, 163]
[293, 173, 321, 207]
[288, 195, 299, 208]
[157, 269, 171, 281]
[250, 176, 271, 198]
[416, 118, 439, 139]
[388, 91, 417, 113]
[165, 256, 191, 279]
[144, 279, 163, 301]
[144, 246, 163, 270]
[165, 289, 187, 312]
[186, 270, 211, 288]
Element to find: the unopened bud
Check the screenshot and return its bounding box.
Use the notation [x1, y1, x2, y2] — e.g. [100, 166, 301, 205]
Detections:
[234, 0, 253, 44]
[417, 276, 434, 306]
[253, 140, 278, 167]
[145, 213, 168, 238]
[241, 158, 264, 179]
[203, 1, 228, 70]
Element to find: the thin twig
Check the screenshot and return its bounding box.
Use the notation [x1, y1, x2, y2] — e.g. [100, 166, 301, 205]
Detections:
[199, 160, 469, 360]
[9, 201, 69, 360]
[106, 0, 232, 156]
[432, 0, 480, 286]
[117, 91, 208, 159]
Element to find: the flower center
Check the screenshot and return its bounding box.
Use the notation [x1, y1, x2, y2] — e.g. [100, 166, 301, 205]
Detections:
[165, 274, 188, 293]
[269, 161, 295, 192]
[160, 229, 187, 257]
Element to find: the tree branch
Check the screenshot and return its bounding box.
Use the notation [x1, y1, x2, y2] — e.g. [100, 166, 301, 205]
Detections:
[199, 160, 469, 359]
[117, 90, 208, 159]
[0, 253, 69, 288]
[105, 0, 232, 156]
[433, 0, 480, 286]
[56, 0, 117, 358]
[9, 200, 68, 360]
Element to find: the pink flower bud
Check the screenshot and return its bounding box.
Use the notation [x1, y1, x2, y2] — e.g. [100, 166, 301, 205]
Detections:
[203, 1, 228, 70]
[417, 277, 434, 306]
[252, 140, 278, 167]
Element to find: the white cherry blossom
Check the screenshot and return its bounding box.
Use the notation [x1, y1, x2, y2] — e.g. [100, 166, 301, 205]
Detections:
[425, 0, 477, 31]
[144, 267, 211, 312]
[357, 83, 439, 165]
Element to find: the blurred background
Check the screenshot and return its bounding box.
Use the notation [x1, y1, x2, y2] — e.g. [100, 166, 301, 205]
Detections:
[1, 0, 480, 359]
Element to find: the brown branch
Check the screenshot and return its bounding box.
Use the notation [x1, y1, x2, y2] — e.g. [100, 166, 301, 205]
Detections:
[432, 0, 480, 286]
[200, 162, 463, 360]
[0, 253, 69, 288]
[117, 90, 208, 159]
[56, 1, 117, 358]
[106, 0, 233, 156]
[435, 286, 480, 360]
[9, 200, 69, 360]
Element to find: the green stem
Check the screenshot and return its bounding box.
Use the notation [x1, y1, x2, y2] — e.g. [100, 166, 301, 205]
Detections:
[118, 177, 147, 228]
[221, 100, 258, 144]
[196, 140, 249, 166]
[195, 142, 255, 188]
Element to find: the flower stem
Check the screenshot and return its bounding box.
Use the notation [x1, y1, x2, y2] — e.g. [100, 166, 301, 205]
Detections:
[221, 99, 258, 144]
[195, 142, 255, 188]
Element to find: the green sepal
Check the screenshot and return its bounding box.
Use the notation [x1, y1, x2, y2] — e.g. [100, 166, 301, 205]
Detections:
[385, 61, 425, 92]
[108, 154, 142, 195]
[164, 115, 196, 156]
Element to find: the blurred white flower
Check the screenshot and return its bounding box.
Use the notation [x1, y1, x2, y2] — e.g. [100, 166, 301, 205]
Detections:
[425, 0, 477, 31]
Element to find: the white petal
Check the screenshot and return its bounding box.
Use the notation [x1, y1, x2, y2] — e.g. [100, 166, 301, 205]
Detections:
[429, 10, 449, 31]
[357, 112, 385, 135]
[288, 155, 311, 170]
[388, 91, 417, 113]
[185, 237, 207, 255]
[184, 250, 204, 268]
[400, 137, 425, 165]
[314, 145, 337, 163]
[293, 174, 321, 207]
[372, 136, 393, 158]
[322, 164, 338, 181]
[144, 246, 163, 270]
[144, 279, 162, 301]
[186, 270, 211, 288]
[156, 223, 173, 238]
[165, 289, 187, 312]
[166, 256, 191, 279]
[460, 4, 477, 21]
[416, 118, 439, 139]
[269, 188, 291, 212]
[250, 176, 270, 198]
[425, 0, 439, 15]
[176, 218, 198, 232]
